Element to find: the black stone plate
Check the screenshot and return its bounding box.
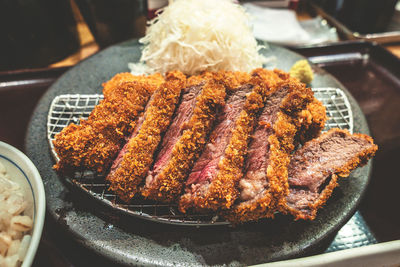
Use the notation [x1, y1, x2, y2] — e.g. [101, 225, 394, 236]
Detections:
[25, 39, 372, 266]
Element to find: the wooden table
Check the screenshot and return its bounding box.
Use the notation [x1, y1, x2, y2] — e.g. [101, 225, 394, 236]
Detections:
[384, 43, 400, 57]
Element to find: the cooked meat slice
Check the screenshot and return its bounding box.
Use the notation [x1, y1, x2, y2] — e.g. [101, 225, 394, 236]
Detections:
[179, 69, 283, 213]
[286, 128, 377, 220]
[225, 76, 318, 223]
[53, 78, 162, 174]
[107, 95, 151, 179]
[102, 72, 164, 98]
[179, 84, 253, 207]
[107, 71, 186, 202]
[142, 76, 226, 202]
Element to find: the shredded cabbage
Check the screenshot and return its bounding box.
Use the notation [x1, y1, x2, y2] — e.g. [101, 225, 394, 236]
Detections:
[137, 0, 266, 75]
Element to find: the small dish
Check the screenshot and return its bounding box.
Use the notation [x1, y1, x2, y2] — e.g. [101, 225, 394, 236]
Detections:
[0, 141, 45, 267]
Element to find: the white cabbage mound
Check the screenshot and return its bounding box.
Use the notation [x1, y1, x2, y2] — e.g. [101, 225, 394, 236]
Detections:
[137, 0, 266, 75]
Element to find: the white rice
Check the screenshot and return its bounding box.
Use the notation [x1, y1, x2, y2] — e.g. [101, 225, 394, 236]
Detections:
[0, 161, 33, 267]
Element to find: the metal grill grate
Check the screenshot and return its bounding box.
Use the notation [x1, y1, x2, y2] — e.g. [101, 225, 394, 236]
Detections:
[312, 88, 353, 134]
[47, 88, 353, 226]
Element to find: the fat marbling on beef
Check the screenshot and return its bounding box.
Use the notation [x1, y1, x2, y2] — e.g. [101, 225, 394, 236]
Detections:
[107, 71, 186, 202]
[179, 69, 285, 213]
[141, 75, 226, 202]
[225, 76, 326, 223]
[286, 128, 378, 220]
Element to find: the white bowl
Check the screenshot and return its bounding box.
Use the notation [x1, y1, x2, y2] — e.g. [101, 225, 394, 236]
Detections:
[0, 141, 45, 267]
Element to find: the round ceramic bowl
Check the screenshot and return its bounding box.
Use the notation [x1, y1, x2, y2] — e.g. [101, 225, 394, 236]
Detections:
[0, 141, 45, 267]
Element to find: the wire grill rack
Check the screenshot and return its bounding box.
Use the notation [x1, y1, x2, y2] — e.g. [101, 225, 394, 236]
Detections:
[47, 88, 353, 226]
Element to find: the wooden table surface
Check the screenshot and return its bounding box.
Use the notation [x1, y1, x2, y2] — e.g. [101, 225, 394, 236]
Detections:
[384, 44, 400, 57]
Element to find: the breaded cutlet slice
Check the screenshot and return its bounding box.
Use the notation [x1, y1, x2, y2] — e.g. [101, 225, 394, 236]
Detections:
[102, 72, 164, 98]
[179, 69, 283, 213]
[142, 73, 226, 202]
[286, 128, 377, 220]
[107, 71, 186, 202]
[224, 74, 318, 223]
[53, 78, 160, 174]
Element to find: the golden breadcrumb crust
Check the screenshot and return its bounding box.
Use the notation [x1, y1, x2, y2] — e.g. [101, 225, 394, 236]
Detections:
[107, 71, 186, 202]
[179, 69, 283, 213]
[224, 73, 319, 223]
[141, 76, 226, 202]
[287, 128, 378, 220]
[295, 98, 327, 144]
[53, 68, 378, 223]
[102, 72, 164, 98]
[53, 79, 161, 173]
[204, 70, 252, 92]
[273, 86, 326, 216]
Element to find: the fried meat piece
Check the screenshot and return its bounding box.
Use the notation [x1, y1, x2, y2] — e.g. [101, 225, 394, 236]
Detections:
[179, 69, 283, 213]
[295, 98, 328, 144]
[286, 128, 377, 220]
[224, 75, 321, 223]
[107, 95, 150, 183]
[53, 77, 163, 174]
[107, 71, 186, 202]
[141, 75, 226, 202]
[102, 72, 164, 98]
[200, 70, 252, 92]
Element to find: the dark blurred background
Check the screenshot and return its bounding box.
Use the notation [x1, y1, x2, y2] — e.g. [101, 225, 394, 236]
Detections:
[312, 0, 398, 34]
[1, 0, 400, 71]
[0, 0, 148, 71]
[0, 0, 80, 71]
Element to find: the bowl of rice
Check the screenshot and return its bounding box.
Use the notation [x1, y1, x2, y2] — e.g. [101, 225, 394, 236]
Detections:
[0, 141, 45, 267]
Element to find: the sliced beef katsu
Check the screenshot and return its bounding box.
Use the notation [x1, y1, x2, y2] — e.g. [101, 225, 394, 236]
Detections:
[179, 69, 283, 213]
[53, 76, 164, 174]
[141, 75, 226, 202]
[286, 128, 377, 220]
[225, 76, 320, 223]
[107, 94, 151, 180]
[107, 71, 186, 202]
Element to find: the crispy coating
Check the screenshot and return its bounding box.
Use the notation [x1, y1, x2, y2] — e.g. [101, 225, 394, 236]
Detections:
[102, 72, 164, 98]
[295, 98, 327, 144]
[286, 128, 378, 220]
[107, 71, 186, 202]
[201, 70, 252, 92]
[179, 69, 282, 213]
[54, 68, 375, 223]
[271, 94, 326, 216]
[224, 74, 318, 223]
[53, 78, 162, 174]
[141, 76, 226, 202]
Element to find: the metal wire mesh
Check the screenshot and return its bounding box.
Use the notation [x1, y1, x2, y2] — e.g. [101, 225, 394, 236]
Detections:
[47, 88, 353, 226]
[313, 88, 353, 134]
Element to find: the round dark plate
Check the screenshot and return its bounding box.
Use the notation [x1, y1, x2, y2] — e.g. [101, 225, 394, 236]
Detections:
[25, 39, 372, 266]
